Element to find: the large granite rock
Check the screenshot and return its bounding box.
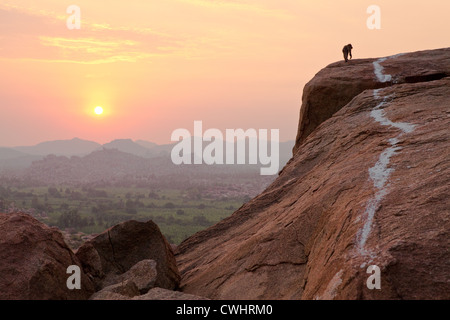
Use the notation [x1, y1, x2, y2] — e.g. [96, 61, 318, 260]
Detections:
[133, 287, 209, 300]
[89, 280, 141, 300]
[0, 212, 94, 299]
[76, 219, 180, 292]
[294, 47, 450, 152]
[90, 286, 209, 300]
[176, 48, 450, 300]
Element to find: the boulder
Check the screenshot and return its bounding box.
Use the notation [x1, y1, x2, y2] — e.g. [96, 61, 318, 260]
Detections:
[90, 287, 209, 300]
[89, 280, 140, 300]
[133, 287, 210, 300]
[120, 259, 157, 294]
[176, 48, 450, 300]
[99, 259, 158, 292]
[0, 212, 94, 300]
[76, 219, 180, 291]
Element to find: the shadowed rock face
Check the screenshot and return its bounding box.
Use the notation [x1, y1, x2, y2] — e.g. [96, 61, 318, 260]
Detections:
[0, 212, 94, 300]
[176, 48, 450, 300]
[76, 220, 180, 292]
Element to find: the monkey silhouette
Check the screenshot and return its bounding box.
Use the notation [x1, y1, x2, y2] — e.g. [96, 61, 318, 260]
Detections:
[343, 44, 353, 62]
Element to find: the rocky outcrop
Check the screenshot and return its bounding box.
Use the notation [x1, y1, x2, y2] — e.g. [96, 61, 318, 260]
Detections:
[88, 258, 206, 300]
[294, 48, 450, 152]
[90, 280, 141, 300]
[0, 212, 94, 299]
[121, 259, 158, 293]
[76, 220, 180, 292]
[133, 287, 209, 300]
[90, 286, 209, 300]
[88, 259, 158, 300]
[88, 260, 208, 300]
[176, 48, 450, 300]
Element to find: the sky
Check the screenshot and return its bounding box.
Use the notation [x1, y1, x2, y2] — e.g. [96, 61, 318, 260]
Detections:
[0, 0, 449, 147]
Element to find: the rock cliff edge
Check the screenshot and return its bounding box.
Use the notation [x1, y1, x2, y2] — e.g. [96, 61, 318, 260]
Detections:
[176, 48, 450, 300]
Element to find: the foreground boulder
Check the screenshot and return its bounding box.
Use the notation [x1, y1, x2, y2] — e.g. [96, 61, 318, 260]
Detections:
[132, 287, 209, 300]
[176, 48, 450, 300]
[90, 287, 209, 300]
[120, 259, 158, 294]
[0, 212, 94, 299]
[89, 280, 141, 300]
[76, 219, 180, 292]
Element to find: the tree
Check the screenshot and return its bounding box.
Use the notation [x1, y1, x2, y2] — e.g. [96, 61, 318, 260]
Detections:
[192, 215, 210, 227]
[31, 196, 45, 211]
[125, 199, 137, 214]
[148, 192, 159, 199]
[48, 187, 61, 198]
[57, 209, 83, 228]
[164, 202, 175, 209]
[31, 196, 40, 209]
[96, 215, 104, 226]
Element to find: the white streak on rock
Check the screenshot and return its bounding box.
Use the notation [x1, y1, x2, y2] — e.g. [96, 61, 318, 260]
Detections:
[373, 54, 406, 83]
[369, 144, 401, 190]
[357, 55, 415, 258]
[373, 58, 391, 83]
[358, 141, 400, 255]
[371, 108, 416, 134]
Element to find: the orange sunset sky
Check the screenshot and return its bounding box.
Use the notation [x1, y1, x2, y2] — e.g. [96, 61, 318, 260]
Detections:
[1, 0, 449, 146]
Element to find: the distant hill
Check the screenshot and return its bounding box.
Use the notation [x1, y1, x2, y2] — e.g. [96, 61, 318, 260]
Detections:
[102, 139, 153, 157]
[0, 148, 31, 160]
[14, 138, 101, 157]
[21, 148, 273, 186]
[0, 137, 295, 180]
[101, 139, 176, 158]
[135, 140, 158, 149]
[0, 148, 42, 170]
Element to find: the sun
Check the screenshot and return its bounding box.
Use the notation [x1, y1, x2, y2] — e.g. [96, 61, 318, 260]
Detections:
[94, 106, 104, 115]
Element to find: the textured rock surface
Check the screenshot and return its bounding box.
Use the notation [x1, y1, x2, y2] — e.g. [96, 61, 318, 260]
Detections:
[91, 287, 209, 300]
[89, 280, 140, 300]
[76, 220, 180, 292]
[120, 259, 158, 294]
[294, 48, 450, 152]
[0, 212, 94, 300]
[176, 48, 450, 300]
[89, 260, 158, 299]
[132, 287, 209, 300]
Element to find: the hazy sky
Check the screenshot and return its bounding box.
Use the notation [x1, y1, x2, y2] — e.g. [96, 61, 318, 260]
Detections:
[1, 0, 449, 146]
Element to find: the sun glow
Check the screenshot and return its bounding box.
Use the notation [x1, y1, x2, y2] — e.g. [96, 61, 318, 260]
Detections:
[94, 106, 104, 115]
